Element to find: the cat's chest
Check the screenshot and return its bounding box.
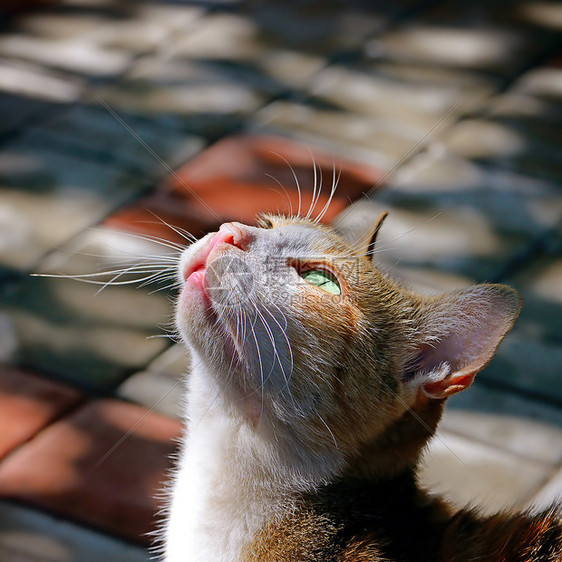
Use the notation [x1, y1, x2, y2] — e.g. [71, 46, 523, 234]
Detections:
[165, 409, 288, 561]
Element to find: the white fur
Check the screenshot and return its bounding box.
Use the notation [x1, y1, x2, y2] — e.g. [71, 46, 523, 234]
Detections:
[163, 352, 344, 561]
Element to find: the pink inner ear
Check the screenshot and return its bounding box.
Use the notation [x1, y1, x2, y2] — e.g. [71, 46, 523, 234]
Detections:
[411, 285, 520, 400]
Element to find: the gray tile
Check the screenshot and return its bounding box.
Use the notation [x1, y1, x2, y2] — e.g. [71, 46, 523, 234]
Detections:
[90, 5, 204, 53]
[11, 10, 112, 40]
[120, 344, 191, 419]
[216, 7, 380, 58]
[2, 228, 176, 391]
[529, 466, 562, 510]
[442, 95, 562, 183]
[0, 34, 133, 78]
[95, 56, 267, 138]
[0, 93, 53, 138]
[359, 196, 525, 281]
[420, 431, 550, 514]
[368, 153, 562, 279]
[168, 11, 330, 90]
[480, 331, 562, 403]
[508, 256, 562, 342]
[0, 501, 148, 562]
[365, 1, 560, 80]
[240, 1, 424, 56]
[442, 401, 562, 465]
[445, 381, 562, 433]
[0, 58, 83, 135]
[0, 143, 147, 272]
[147, 344, 190, 379]
[254, 100, 423, 170]
[308, 62, 498, 134]
[20, 104, 205, 180]
[2, 276, 170, 392]
[117, 370, 185, 420]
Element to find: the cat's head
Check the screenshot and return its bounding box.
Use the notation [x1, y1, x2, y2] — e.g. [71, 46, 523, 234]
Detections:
[175, 210, 520, 476]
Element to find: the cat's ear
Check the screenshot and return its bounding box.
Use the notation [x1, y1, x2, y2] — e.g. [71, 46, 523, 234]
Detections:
[332, 200, 388, 258]
[406, 285, 521, 401]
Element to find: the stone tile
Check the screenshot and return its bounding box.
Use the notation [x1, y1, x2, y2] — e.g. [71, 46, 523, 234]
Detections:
[0, 500, 148, 561]
[21, 104, 205, 180]
[36, 225, 180, 281]
[0, 34, 133, 78]
[515, 2, 562, 31]
[0, 365, 83, 459]
[442, 388, 562, 465]
[507, 256, 562, 342]
[11, 10, 111, 40]
[0, 92, 52, 138]
[147, 344, 190, 379]
[0, 399, 181, 545]
[255, 100, 424, 169]
[442, 95, 562, 183]
[2, 277, 171, 392]
[530, 466, 562, 510]
[240, 1, 420, 56]
[256, 50, 326, 91]
[169, 12, 268, 62]
[480, 331, 562, 404]
[419, 430, 550, 514]
[382, 150, 562, 234]
[131, 4, 204, 35]
[166, 9, 329, 90]
[95, 56, 267, 138]
[365, 2, 560, 80]
[514, 64, 562, 103]
[170, 9, 377, 65]
[117, 370, 185, 420]
[119, 345, 191, 420]
[309, 62, 498, 134]
[105, 134, 384, 244]
[91, 5, 203, 54]
[0, 58, 83, 103]
[0, 140, 147, 272]
[2, 227, 175, 391]
[366, 151, 562, 279]
[357, 195, 520, 282]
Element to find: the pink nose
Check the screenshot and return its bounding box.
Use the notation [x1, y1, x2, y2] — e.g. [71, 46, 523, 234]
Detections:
[214, 222, 251, 250]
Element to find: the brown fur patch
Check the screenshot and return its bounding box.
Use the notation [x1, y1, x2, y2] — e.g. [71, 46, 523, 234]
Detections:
[440, 505, 562, 561]
[243, 471, 452, 561]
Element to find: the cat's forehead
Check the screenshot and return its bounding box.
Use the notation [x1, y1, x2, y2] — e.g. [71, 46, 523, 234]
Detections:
[257, 214, 348, 257]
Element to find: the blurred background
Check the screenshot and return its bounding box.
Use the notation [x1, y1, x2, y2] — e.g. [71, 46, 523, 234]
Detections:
[0, 0, 561, 560]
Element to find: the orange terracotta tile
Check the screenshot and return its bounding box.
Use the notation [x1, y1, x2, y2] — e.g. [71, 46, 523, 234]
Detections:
[0, 399, 181, 545]
[0, 365, 83, 459]
[104, 134, 384, 245]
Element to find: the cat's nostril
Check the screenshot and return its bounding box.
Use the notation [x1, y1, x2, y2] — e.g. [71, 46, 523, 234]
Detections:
[217, 222, 249, 250]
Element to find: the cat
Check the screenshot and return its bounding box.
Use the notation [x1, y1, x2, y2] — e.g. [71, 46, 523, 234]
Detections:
[161, 208, 562, 561]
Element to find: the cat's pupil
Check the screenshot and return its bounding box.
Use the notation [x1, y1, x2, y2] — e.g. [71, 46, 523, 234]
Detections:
[301, 269, 341, 295]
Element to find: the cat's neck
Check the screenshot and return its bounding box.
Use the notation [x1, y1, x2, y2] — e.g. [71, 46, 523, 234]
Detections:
[166, 354, 345, 562]
[344, 397, 445, 480]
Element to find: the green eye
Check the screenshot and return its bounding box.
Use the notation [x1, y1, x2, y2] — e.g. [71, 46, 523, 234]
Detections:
[301, 269, 341, 295]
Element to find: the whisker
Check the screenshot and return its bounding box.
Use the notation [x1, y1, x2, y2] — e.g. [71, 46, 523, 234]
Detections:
[268, 151, 302, 219]
[145, 210, 199, 244]
[265, 173, 294, 217]
[90, 226, 188, 253]
[317, 412, 338, 450]
[314, 161, 340, 224]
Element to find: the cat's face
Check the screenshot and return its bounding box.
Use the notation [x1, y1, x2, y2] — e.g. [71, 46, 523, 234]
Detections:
[176, 215, 410, 453]
[175, 214, 519, 467]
